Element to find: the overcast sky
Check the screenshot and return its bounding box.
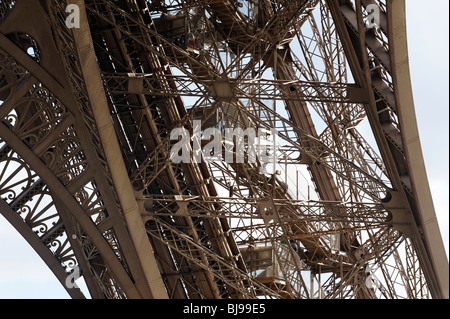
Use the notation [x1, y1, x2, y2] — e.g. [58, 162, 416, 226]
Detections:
[0, 1, 448, 298]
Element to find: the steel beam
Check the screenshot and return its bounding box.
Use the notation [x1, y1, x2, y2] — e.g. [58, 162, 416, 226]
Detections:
[70, 0, 168, 299]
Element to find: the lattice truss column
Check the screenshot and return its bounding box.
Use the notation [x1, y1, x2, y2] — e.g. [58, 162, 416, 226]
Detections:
[0, 0, 448, 299]
[0, 0, 165, 299]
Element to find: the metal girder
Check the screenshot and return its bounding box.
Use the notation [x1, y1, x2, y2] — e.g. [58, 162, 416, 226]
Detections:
[0, 0, 447, 300]
[0, 118, 141, 298]
[138, 194, 389, 223]
[325, 0, 447, 298]
[68, 0, 168, 299]
[84, 0, 252, 299]
[102, 72, 369, 103]
[0, 0, 162, 298]
[386, 0, 449, 298]
[0, 198, 85, 299]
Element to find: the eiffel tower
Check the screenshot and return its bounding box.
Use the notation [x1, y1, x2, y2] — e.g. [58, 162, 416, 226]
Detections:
[0, 0, 447, 299]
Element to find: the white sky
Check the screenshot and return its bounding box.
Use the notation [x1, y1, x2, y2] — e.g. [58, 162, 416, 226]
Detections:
[0, 1, 448, 298]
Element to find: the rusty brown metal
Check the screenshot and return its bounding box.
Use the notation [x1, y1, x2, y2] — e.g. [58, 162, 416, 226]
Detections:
[0, 0, 447, 299]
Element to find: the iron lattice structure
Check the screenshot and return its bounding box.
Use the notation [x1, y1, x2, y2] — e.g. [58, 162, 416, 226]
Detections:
[0, 0, 448, 299]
